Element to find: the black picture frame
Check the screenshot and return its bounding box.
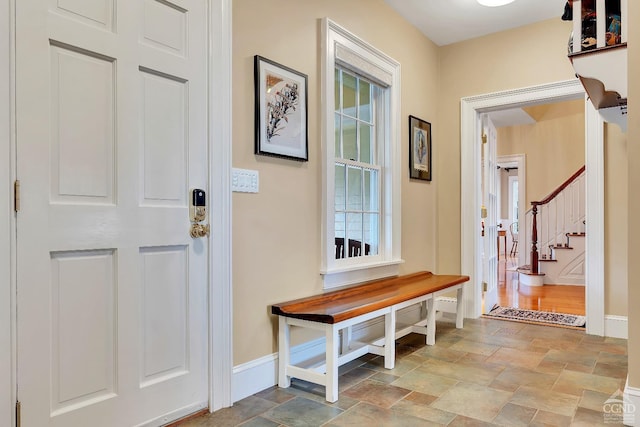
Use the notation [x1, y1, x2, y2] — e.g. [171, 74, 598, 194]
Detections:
[409, 115, 432, 181]
[254, 55, 308, 161]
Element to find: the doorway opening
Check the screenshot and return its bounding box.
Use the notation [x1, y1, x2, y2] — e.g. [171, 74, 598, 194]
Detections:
[460, 79, 605, 335]
[491, 103, 587, 321]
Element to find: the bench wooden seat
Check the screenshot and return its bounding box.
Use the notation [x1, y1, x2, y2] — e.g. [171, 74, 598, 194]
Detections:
[271, 271, 469, 402]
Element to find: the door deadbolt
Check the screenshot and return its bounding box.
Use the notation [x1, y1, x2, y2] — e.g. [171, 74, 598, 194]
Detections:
[191, 189, 207, 222]
[190, 188, 209, 238]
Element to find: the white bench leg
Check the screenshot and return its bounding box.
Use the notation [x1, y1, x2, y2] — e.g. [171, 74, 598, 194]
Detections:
[426, 297, 436, 345]
[278, 317, 291, 388]
[456, 286, 465, 329]
[384, 309, 396, 369]
[325, 325, 339, 403]
[340, 326, 352, 355]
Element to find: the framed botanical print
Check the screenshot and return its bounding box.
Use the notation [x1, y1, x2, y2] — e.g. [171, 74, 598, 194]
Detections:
[409, 115, 431, 181]
[254, 55, 308, 161]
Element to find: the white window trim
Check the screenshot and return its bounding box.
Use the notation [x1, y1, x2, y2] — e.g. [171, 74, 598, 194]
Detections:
[320, 18, 402, 289]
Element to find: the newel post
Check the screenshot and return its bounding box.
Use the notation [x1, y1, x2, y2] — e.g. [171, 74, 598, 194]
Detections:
[531, 204, 539, 274]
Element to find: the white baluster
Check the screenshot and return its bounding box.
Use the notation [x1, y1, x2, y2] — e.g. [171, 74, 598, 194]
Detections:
[572, 1, 581, 53]
[621, 0, 627, 43]
[597, 0, 606, 48]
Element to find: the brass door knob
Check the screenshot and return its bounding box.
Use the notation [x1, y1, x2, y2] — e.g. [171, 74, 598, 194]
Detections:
[190, 223, 210, 238]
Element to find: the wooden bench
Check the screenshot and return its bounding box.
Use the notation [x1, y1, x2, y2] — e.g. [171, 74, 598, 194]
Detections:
[271, 271, 469, 402]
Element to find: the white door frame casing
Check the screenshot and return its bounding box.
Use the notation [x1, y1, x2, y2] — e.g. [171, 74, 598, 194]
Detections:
[1, 0, 14, 425]
[2, 0, 234, 424]
[461, 79, 605, 336]
[207, 0, 234, 412]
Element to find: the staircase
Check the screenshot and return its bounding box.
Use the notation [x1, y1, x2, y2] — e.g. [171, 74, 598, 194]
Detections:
[537, 232, 586, 285]
[519, 166, 585, 286]
[567, 0, 627, 130]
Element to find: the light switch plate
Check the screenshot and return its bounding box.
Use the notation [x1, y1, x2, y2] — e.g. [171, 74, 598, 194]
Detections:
[232, 168, 259, 193]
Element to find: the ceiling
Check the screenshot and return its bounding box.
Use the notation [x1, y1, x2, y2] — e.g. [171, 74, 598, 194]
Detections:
[487, 99, 584, 128]
[384, 0, 567, 46]
[486, 107, 535, 128]
[382, 0, 571, 127]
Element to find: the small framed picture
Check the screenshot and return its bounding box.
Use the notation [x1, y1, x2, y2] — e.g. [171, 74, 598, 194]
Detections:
[409, 115, 432, 181]
[254, 55, 308, 161]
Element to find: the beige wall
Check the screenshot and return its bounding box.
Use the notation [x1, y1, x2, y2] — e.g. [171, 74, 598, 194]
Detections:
[496, 107, 627, 316]
[232, 0, 440, 365]
[437, 18, 576, 275]
[497, 100, 585, 206]
[437, 18, 628, 318]
[498, 168, 516, 220]
[499, 169, 507, 219]
[627, 0, 639, 387]
[604, 124, 628, 317]
[232, 3, 633, 368]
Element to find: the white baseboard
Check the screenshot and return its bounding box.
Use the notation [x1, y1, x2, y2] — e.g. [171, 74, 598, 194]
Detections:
[232, 337, 326, 403]
[435, 297, 458, 313]
[518, 272, 545, 286]
[232, 311, 627, 404]
[232, 304, 426, 403]
[232, 353, 277, 403]
[605, 315, 628, 339]
[623, 378, 639, 426]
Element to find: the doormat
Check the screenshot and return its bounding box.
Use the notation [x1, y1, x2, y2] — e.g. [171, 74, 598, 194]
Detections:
[484, 306, 586, 328]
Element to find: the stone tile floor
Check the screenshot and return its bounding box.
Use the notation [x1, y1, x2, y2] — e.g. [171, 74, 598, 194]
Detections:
[176, 317, 628, 426]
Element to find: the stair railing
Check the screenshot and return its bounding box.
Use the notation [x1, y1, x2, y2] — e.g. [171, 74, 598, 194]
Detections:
[570, 0, 627, 54]
[525, 166, 586, 274]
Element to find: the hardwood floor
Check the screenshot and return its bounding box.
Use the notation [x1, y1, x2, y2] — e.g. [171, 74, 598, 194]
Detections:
[497, 255, 586, 315]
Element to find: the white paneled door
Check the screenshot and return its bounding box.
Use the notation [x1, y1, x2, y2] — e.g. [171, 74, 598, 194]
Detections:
[16, 1, 209, 426]
[481, 115, 498, 314]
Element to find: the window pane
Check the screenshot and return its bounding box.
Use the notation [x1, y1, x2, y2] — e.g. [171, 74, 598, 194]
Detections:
[331, 65, 385, 268]
[342, 117, 357, 161]
[334, 113, 341, 158]
[342, 73, 356, 117]
[359, 123, 372, 163]
[363, 213, 379, 256]
[346, 213, 363, 258]
[359, 80, 371, 122]
[335, 213, 346, 259]
[335, 213, 346, 238]
[334, 164, 346, 211]
[363, 169, 378, 211]
[334, 69, 341, 111]
[347, 166, 362, 211]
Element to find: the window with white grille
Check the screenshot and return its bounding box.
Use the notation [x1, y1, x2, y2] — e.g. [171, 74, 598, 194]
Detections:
[321, 18, 402, 289]
[334, 69, 380, 259]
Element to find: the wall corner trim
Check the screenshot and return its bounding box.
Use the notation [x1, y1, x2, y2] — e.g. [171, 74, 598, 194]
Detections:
[623, 377, 639, 426]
